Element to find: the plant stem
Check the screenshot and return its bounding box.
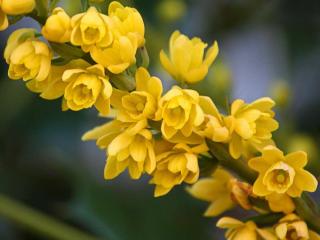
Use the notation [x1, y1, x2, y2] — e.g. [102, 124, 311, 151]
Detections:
[207, 141, 257, 183]
[245, 213, 283, 227]
[0, 194, 102, 240]
[294, 195, 320, 232]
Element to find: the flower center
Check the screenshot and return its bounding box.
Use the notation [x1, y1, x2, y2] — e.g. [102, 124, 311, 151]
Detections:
[172, 107, 182, 116]
[276, 172, 286, 183]
[82, 87, 90, 95]
[136, 102, 145, 112]
[263, 161, 295, 194]
[287, 229, 299, 240]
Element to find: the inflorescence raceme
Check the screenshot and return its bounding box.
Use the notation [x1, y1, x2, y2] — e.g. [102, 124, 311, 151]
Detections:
[2, 0, 319, 239]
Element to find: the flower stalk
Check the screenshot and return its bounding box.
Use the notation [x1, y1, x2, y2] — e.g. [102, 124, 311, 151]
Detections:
[0, 194, 101, 240]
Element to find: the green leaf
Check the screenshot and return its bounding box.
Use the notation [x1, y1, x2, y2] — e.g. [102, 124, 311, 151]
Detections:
[49, 0, 60, 12]
[18, 30, 37, 43]
[52, 57, 72, 66]
[81, 0, 89, 11]
[35, 0, 48, 19]
[245, 213, 283, 227]
[136, 47, 149, 68]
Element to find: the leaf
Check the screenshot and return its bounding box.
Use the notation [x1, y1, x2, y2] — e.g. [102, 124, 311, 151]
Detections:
[49, 0, 60, 12]
[81, 0, 89, 11]
[52, 57, 72, 66]
[35, 0, 48, 18]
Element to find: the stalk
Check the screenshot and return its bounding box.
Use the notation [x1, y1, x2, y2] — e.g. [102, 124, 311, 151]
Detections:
[0, 194, 101, 240]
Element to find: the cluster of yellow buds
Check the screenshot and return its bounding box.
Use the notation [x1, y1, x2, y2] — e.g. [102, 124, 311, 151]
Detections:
[2, 0, 319, 239]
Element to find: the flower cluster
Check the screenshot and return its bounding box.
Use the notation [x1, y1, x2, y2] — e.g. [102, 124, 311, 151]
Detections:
[3, 0, 319, 239]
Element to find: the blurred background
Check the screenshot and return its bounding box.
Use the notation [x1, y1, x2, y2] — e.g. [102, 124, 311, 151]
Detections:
[0, 0, 319, 239]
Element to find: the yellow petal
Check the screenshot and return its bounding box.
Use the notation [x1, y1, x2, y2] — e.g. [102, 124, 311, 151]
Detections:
[204, 196, 234, 217]
[229, 134, 243, 159]
[188, 179, 225, 202]
[216, 217, 244, 229]
[0, 10, 8, 31]
[129, 138, 147, 162]
[246, 97, 275, 112]
[128, 161, 142, 179]
[231, 99, 245, 115]
[203, 41, 219, 66]
[108, 132, 134, 155]
[95, 95, 110, 116]
[199, 96, 221, 120]
[154, 185, 172, 197]
[159, 50, 177, 78]
[104, 156, 121, 179]
[185, 64, 208, 83]
[256, 229, 278, 240]
[253, 176, 271, 196]
[310, 231, 320, 240]
[185, 153, 198, 173]
[248, 156, 269, 173]
[294, 169, 318, 193]
[285, 151, 308, 169]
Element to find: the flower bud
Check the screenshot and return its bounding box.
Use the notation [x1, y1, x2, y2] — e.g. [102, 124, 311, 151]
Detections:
[0, 0, 8, 31]
[160, 30, 219, 84]
[42, 7, 71, 43]
[1, 0, 35, 15]
[62, 64, 112, 116]
[5, 28, 52, 82]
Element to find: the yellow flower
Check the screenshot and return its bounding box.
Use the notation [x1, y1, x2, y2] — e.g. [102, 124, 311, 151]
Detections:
[106, 120, 156, 179]
[91, 35, 137, 74]
[248, 146, 318, 198]
[188, 168, 235, 216]
[1, 0, 35, 15]
[4, 28, 34, 60]
[224, 97, 279, 159]
[82, 119, 156, 180]
[0, 0, 8, 31]
[82, 119, 130, 149]
[265, 193, 295, 214]
[62, 64, 112, 116]
[26, 59, 88, 100]
[274, 214, 310, 240]
[42, 7, 71, 43]
[5, 29, 52, 82]
[111, 67, 162, 122]
[195, 96, 229, 142]
[310, 231, 320, 240]
[90, 1, 145, 74]
[156, 86, 207, 144]
[108, 1, 145, 47]
[150, 142, 208, 197]
[217, 217, 277, 240]
[70, 7, 113, 53]
[160, 30, 218, 84]
[229, 179, 253, 210]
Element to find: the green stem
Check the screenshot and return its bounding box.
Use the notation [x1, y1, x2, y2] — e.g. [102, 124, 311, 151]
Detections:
[245, 213, 283, 227]
[206, 141, 257, 183]
[109, 72, 136, 91]
[0, 194, 101, 240]
[294, 195, 320, 232]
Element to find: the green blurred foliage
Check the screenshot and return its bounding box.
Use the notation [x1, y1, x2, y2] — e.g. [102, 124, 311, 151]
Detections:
[0, 0, 319, 239]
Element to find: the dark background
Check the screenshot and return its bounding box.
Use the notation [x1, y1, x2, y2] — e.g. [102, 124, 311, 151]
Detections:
[0, 0, 319, 239]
